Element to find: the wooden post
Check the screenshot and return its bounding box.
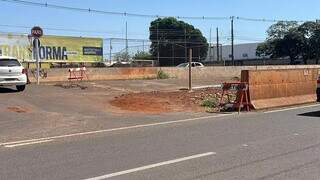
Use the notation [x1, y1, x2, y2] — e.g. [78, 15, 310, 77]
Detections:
[189, 49, 192, 91]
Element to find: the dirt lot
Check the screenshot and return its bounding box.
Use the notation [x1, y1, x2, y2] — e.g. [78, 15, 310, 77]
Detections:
[110, 88, 221, 114]
[0, 78, 232, 142]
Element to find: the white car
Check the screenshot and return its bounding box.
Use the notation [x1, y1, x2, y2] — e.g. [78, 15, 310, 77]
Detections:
[0, 56, 27, 91]
[176, 62, 205, 68]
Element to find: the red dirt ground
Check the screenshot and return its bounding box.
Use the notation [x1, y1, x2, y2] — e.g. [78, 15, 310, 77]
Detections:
[110, 88, 222, 114]
[7, 106, 31, 113]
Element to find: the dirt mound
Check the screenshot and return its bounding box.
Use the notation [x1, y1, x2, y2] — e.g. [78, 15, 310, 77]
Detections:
[110, 88, 221, 114]
[7, 106, 31, 113]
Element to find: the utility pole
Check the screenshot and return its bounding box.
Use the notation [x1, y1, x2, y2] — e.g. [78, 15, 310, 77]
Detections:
[209, 27, 212, 61]
[142, 40, 145, 52]
[188, 48, 192, 91]
[125, 21, 128, 61]
[184, 27, 187, 63]
[231, 16, 235, 65]
[109, 38, 112, 63]
[157, 23, 160, 65]
[216, 27, 220, 61]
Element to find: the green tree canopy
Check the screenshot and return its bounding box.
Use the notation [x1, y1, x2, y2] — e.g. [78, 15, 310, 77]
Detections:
[113, 51, 130, 62]
[310, 27, 320, 64]
[299, 21, 320, 64]
[266, 21, 299, 39]
[257, 21, 304, 64]
[133, 51, 153, 60]
[257, 21, 320, 64]
[149, 17, 208, 66]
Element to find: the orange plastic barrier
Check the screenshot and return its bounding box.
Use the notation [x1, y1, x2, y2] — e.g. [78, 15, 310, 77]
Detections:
[241, 68, 320, 109]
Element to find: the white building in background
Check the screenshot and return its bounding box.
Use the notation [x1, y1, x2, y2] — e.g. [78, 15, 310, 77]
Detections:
[206, 42, 263, 61]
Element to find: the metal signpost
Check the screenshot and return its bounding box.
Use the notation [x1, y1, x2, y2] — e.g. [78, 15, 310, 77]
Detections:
[31, 26, 43, 85]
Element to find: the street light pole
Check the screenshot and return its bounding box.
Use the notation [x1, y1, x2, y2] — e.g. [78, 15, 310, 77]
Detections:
[231, 16, 235, 65]
[216, 27, 220, 61]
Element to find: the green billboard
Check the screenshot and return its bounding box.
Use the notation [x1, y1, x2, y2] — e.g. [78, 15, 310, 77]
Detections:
[0, 34, 32, 60]
[0, 34, 103, 62]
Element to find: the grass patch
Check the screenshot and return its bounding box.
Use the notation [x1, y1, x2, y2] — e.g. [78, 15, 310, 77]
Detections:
[201, 97, 219, 108]
[201, 97, 220, 112]
[157, 70, 170, 79]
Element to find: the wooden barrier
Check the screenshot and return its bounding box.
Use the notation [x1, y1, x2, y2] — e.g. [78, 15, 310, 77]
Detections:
[241, 68, 320, 109]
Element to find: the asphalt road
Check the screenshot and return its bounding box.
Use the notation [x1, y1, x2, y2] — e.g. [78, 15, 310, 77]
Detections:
[1, 105, 320, 180]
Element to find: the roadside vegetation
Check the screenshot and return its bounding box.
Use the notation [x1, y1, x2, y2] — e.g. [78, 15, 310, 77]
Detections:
[133, 51, 153, 60]
[149, 17, 208, 66]
[201, 97, 220, 112]
[257, 21, 320, 64]
[157, 70, 170, 79]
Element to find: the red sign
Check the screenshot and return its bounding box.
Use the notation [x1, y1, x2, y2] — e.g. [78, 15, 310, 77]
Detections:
[31, 26, 43, 38]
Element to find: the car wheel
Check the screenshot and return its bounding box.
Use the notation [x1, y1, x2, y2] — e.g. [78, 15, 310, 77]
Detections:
[16, 85, 26, 92]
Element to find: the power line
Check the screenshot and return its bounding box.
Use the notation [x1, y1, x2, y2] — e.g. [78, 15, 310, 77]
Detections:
[0, 0, 312, 23]
[0, 0, 230, 20]
[0, 23, 148, 36]
[0, 23, 227, 38]
[236, 16, 306, 23]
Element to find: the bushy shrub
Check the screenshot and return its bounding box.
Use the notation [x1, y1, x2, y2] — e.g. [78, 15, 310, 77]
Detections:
[201, 98, 219, 108]
[157, 70, 170, 79]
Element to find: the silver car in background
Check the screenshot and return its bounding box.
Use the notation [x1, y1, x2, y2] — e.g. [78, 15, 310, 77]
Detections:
[0, 56, 27, 91]
[176, 62, 205, 68]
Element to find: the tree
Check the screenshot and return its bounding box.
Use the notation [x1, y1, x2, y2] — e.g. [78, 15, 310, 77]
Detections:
[258, 20, 320, 65]
[298, 21, 318, 64]
[298, 21, 320, 64]
[276, 30, 305, 64]
[310, 27, 320, 64]
[113, 51, 130, 62]
[257, 21, 304, 64]
[256, 40, 275, 58]
[267, 21, 299, 39]
[149, 17, 208, 66]
[133, 51, 153, 60]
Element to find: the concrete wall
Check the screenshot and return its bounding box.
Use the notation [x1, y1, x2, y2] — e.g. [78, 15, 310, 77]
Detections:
[28, 67, 158, 83]
[242, 68, 320, 109]
[160, 65, 320, 80]
[27, 65, 320, 83]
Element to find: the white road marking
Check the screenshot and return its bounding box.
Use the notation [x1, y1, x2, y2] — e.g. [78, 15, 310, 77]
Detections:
[242, 144, 249, 147]
[0, 114, 233, 147]
[293, 133, 300, 136]
[263, 104, 320, 114]
[83, 152, 216, 180]
[1, 103, 317, 148]
[4, 139, 54, 148]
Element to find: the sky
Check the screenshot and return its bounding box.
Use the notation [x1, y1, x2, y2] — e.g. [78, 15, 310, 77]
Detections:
[1, 0, 320, 54]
